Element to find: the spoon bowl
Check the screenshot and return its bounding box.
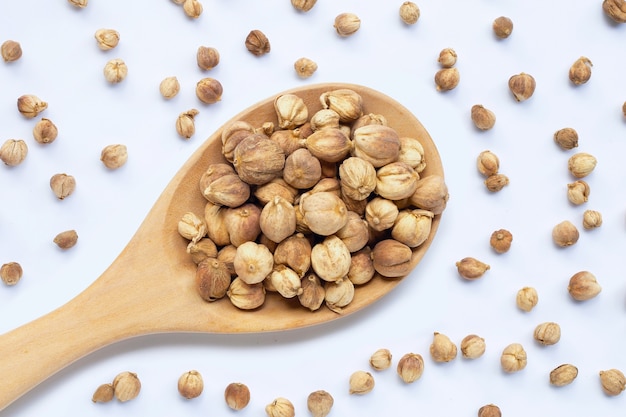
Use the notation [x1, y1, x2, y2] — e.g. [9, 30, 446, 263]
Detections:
[0, 83, 444, 410]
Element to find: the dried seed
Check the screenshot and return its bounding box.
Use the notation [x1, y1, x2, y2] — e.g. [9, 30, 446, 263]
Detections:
[493, 16, 513, 38]
[245, 30, 270, 56]
[53, 230, 78, 250]
[349, 370, 374, 394]
[224, 382, 250, 410]
[456, 257, 490, 280]
[500, 343, 527, 373]
[550, 364, 578, 387]
[0, 262, 22, 286]
[397, 353, 425, 383]
[599, 369, 626, 396]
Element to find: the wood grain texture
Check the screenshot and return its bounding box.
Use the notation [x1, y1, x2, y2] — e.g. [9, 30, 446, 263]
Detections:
[0, 83, 444, 410]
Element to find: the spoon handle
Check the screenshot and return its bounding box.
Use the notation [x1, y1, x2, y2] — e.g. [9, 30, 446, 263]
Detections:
[0, 282, 121, 410]
[0, 236, 186, 411]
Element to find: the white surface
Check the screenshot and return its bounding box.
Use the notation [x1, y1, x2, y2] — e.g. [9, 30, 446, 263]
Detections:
[1, 0, 625, 415]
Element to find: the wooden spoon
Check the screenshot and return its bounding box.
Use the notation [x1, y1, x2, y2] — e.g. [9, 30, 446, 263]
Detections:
[0, 83, 444, 410]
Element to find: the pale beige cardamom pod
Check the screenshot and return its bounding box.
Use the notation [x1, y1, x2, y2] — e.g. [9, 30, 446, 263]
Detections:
[305, 128, 352, 163]
[369, 348, 392, 371]
[324, 277, 354, 313]
[371, 239, 413, 278]
[434, 67, 460, 91]
[552, 220, 579, 247]
[599, 369, 626, 396]
[375, 162, 420, 200]
[391, 209, 434, 248]
[50, 173, 76, 200]
[274, 94, 308, 129]
[283, 148, 321, 189]
[568, 271, 601, 301]
[516, 286, 538, 312]
[265, 397, 295, 417]
[397, 136, 426, 172]
[310, 109, 341, 131]
[196, 77, 223, 104]
[311, 235, 351, 282]
[183, 0, 203, 18]
[260, 196, 297, 244]
[224, 203, 261, 247]
[567, 180, 590, 205]
[298, 272, 325, 311]
[533, 322, 561, 345]
[33, 118, 58, 144]
[320, 89, 363, 123]
[197, 46, 220, 70]
[334, 13, 361, 37]
[409, 174, 449, 214]
[101, 144, 128, 169]
[187, 238, 218, 264]
[273, 233, 312, 276]
[335, 211, 369, 253]
[397, 353, 425, 383]
[430, 332, 457, 362]
[94, 29, 120, 50]
[568, 152, 597, 178]
[603, 0, 626, 23]
[245, 29, 270, 56]
[300, 191, 348, 236]
[471, 105, 496, 130]
[227, 277, 266, 310]
[508, 72, 536, 101]
[347, 247, 375, 285]
[233, 241, 274, 285]
[159, 76, 180, 99]
[339, 157, 377, 201]
[569, 56, 593, 85]
[554, 127, 579, 150]
[178, 212, 207, 244]
[0, 262, 22, 286]
[176, 109, 199, 139]
[221, 121, 255, 163]
[92, 383, 114, 403]
[352, 124, 401, 167]
[550, 364, 578, 387]
[455, 257, 490, 280]
[204, 202, 231, 246]
[493, 16, 514, 38]
[484, 173, 509, 192]
[291, 0, 317, 12]
[500, 343, 527, 373]
[254, 177, 298, 205]
[1, 40, 22, 62]
[365, 197, 399, 232]
[53, 230, 78, 250]
[178, 370, 204, 399]
[112, 371, 141, 402]
[582, 209, 602, 229]
[103, 58, 128, 83]
[0, 139, 28, 166]
[307, 390, 333, 417]
[349, 370, 374, 395]
[17, 94, 47, 118]
[224, 382, 250, 410]
[233, 134, 285, 185]
[490, 229, 512, 253]
[460, 334, 486, 359]
[204, 174, 251, 209]
[270, 265, 303, 298]
[399, 1, 420, 24]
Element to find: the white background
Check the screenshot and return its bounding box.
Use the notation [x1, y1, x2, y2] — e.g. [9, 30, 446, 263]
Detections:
[1, 0, 626, 416]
